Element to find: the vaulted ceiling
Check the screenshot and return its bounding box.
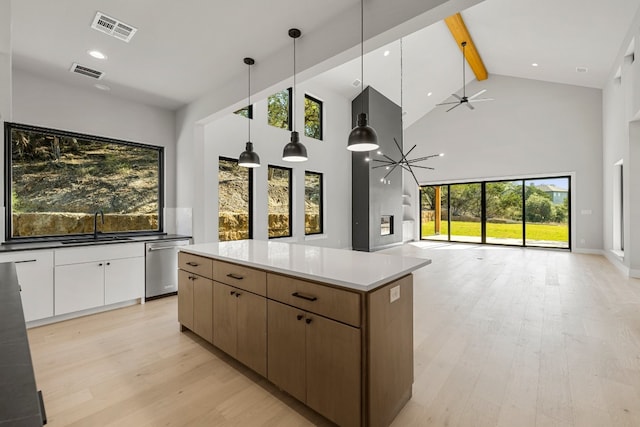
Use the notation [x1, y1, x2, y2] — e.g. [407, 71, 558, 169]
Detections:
[10, 0, 640, 127]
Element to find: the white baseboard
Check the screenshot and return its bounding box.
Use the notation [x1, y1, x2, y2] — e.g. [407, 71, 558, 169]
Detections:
[572, 248, 605, 255]
[26, 299, 141, 329]
[629, 269, 640, 278]
[603, 250, 630, 277]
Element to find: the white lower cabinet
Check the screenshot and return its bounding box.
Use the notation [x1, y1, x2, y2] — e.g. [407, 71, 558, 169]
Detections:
[0, 250, 54, 321]
[54, 243, 145, 316]
[55, 261, 105, 315]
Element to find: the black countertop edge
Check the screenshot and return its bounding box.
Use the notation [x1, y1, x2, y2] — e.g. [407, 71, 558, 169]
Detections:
[0, 234, 192, 253]
[0, 262, 44, 426]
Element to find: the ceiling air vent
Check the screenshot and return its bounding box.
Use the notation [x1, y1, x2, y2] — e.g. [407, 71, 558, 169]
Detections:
[70, 63, 104, 79]
[91, 11, 137, 42]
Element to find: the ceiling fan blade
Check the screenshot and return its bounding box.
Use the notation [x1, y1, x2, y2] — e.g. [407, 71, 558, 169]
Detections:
[436, 101, 460, 106]
[446, 103, 462, 112]
[468, 98, 495, 103]
[451, 93, 463, 101]
[465, 102, 475, 110]
[468, 89, 487, 100]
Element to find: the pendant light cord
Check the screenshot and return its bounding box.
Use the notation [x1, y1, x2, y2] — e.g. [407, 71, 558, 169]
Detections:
[248, 61, 251, 142]
[293, 36, 296, 132]
[360, 0, 364, 114]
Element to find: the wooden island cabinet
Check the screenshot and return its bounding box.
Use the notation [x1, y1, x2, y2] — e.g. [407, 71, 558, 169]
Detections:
[178, 241, 430, 427]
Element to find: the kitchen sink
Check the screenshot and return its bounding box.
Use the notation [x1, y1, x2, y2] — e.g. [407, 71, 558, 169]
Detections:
[60, 236, 134, 245]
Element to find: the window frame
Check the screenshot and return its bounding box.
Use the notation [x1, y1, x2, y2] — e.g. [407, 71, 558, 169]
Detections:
[267, 88, 292, 131]
[267, 164, 293, 239]
[4, 122, 164, 242]
[304, 94, 323, 140]
[218, 156, 254, 241]
[304, 170, 324, 235]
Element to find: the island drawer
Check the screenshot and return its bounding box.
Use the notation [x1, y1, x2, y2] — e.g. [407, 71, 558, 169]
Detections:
[267, 273, 361, 327]
[213, 260, 266, 296]
[178, 252, 213, 279]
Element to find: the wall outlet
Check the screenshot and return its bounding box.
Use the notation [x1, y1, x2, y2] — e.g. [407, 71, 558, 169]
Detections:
[390, 285, 400, 303]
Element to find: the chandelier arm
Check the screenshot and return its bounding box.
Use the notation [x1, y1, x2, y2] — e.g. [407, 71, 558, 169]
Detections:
[398, 164, 420, 186]
[372, 164, 395, 169]
[407, 154, 441, 162]
[379, 153, 397, 163]
[382, 163, 401, 180]
[371, 158, 394, 164]
[410, 165, 436, 170]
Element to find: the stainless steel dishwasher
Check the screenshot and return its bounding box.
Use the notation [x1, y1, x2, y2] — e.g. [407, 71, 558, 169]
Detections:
[145, 239, 190, 299]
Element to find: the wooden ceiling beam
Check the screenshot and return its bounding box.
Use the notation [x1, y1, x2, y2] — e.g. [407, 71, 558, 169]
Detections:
[444, 12, 488, 81]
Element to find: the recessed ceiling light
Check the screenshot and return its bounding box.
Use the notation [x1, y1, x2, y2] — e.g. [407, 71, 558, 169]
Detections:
[383, 50, 390, 57]
[88, 50, 107, 60]
[427, 92, 433, 97]
[94, 83, 111, 91]
[576, 66, 588, 73]
[531, 63, 539, 67]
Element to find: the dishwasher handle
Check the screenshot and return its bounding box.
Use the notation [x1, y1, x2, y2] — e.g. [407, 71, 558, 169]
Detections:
[147, 246, 180, 252]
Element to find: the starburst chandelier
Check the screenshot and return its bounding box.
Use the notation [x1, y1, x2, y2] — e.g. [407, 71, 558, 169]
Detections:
[371, 138, 443, 186]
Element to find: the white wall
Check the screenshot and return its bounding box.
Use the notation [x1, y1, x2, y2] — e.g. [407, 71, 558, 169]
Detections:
[7, 68, 178, 236]
[404, 74, 603, 252]
[602, 4, 640, 276]
[200, 81, 352, 248]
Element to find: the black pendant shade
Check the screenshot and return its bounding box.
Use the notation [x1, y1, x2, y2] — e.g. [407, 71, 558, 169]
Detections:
[282, 131, 307, 162]
[348, 0, 379, 152]
[238, 57, 260, 168]
[282, 28, 308, 162]
[238, 141, 260, 168]
[347, 113, 378, 152]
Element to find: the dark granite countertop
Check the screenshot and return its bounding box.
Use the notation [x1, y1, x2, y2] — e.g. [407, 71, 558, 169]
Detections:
[0, 262, 44, 426]
[0, 234, 191, 253]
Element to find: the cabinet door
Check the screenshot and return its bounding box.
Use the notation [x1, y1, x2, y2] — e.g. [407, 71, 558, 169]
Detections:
[267, 300, 306, 403]
[178, 270, 194, 330]
[306, 314, 361, 427]
[104, 257, 144, 305]
[0, 251, 54, 322]
[193, 276, 213, 343]
[236, 290, 267, 377]
[55, 262, 104, 315]
[213, 281, 236, 353]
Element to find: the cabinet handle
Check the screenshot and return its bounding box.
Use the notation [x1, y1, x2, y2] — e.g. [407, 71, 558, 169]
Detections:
[230, 290, 236, 296]
[98, 263, 103, 266]
[296, 314, 304, 321]
[226, 273, 244, 280]
[235, 292, 241, 298]
[186, 262, 199, 267]
[305, 318, 312, 324]
[15, 259, 37, 264]
[292, 292, 317, 302]
[106, 262, 110, 266]
[188, 275, 197, 281]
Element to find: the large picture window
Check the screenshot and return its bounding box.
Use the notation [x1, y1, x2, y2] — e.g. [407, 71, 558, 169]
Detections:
[268, 165, 292, 238]
[218, 157, 253, 241]
[420, 176, 570, 249]
[305, 171, 323, 235]
[5, 123, 163, 240]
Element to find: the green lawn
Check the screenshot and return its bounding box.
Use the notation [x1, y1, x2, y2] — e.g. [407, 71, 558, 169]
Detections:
[422, 221, 568, 242]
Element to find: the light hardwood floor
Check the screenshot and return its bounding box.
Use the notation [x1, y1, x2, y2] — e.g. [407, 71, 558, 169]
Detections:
[27, 242, 640, 426]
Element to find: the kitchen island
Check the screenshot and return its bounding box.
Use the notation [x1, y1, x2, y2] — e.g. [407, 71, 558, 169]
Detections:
[178, 240, 430, 427]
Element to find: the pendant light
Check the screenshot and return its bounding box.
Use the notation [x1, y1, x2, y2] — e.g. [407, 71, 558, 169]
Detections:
[238, 57, 260, 168]
[282, 28, 308, 162]
[347, 0, 378, 152]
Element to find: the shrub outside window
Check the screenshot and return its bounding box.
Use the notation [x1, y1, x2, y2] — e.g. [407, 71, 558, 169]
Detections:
[218, 157, 253, 241]
[305, 171, 323, 235]
[5, 122, 162, 240]
[268, 88, 292, 130]
[304, 95, 323, 140]
[234, 105, 253, 119]
[268, 165, 292, 238]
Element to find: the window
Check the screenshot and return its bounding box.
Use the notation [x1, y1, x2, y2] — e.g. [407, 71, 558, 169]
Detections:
[233, 105, 253, 119]
[218, 157, 253, 241]
[268, 88, 292, 130]
[304, 95, 323, 140]
[420, 176, 570, 249]
[305, 171, 323, 235]
[268, 165, 292, 238]
[381, 216, 394, 236]
[6, 122, 162, 240]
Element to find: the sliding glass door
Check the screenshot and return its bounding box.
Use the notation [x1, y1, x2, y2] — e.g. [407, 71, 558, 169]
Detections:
[485, 180, 523, 246]
[420, 176, 570, 249]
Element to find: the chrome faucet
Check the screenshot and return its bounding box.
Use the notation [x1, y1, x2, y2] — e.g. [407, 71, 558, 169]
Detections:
[93, 210, 104, 239]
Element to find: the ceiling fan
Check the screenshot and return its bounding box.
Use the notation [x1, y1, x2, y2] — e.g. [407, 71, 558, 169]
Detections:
[436, 41, 494, 112]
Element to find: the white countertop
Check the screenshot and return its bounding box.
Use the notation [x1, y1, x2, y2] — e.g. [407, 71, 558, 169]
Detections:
[180, 240, 431, 292]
